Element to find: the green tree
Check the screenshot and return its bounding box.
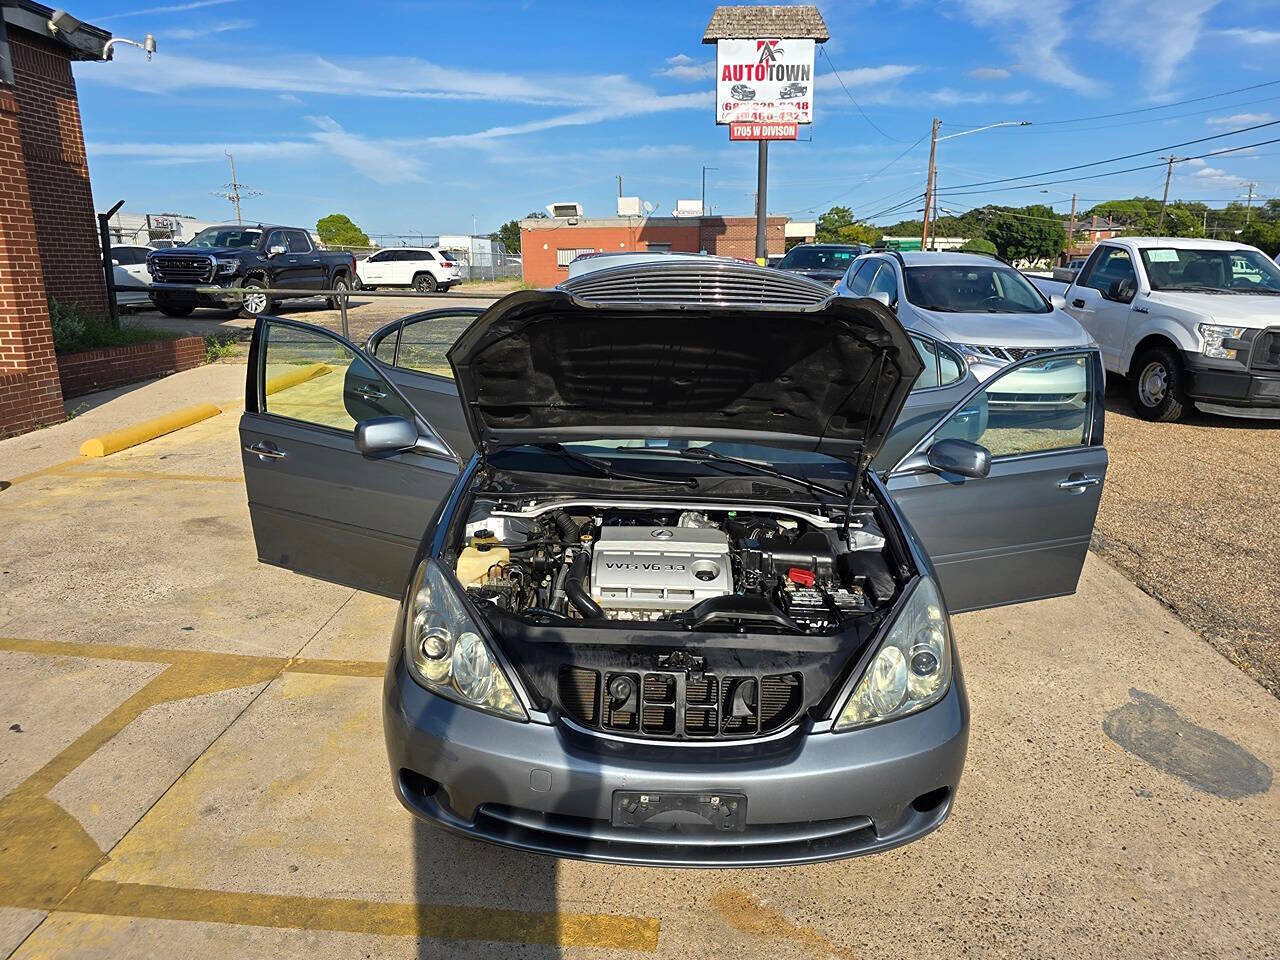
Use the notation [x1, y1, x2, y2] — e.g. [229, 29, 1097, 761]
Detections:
[983, 205, 1065, 262]
[315, 213, 370, 248]
[960, 237, 998, 255]
[837, 222, 881, 246]
[816, 206, 855, 242]
[491, 211, 547, 254]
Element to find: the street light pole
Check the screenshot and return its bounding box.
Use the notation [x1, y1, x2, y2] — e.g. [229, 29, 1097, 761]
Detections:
[701, 165, 717, 216]
[1157, 156, 1182, 235]
[922, 119, 1030, 252]
[921, 117, 940, 252]
[755, 141, 768, 263]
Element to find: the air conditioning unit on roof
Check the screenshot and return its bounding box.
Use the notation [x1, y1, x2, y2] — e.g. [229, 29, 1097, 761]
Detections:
[547, 202, 584, 218]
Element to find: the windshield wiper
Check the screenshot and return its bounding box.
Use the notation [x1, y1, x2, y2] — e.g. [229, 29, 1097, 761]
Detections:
[629, 447, 848, 500]
[535, 444, 696, 487]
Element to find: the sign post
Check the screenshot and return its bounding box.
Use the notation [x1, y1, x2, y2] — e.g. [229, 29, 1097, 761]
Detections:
[704, 7, 828, 264]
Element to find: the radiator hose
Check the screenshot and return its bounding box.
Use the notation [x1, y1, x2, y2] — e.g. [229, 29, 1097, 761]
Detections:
[565, 550, 604, 619]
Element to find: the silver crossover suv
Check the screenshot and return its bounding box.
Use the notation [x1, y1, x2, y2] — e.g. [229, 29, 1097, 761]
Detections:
[238, 260, 1108, 866]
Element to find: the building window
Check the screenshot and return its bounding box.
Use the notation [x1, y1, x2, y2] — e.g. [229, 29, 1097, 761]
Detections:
[556, 247, 596, 269]
[646, 243, 671, 253]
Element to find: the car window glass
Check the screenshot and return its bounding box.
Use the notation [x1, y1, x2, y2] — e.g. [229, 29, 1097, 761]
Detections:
[113, 248, 142, 265]
[1074, 246, 1105, 286]
[1080, 247, 1134, 294]
[265, 230, 287, 252]
[937, 341, 964, 385]
[903, 265, 1050, 313]
[261, 321, 414, 431]
[371, 326, 398, 363]
[368, 251, 387, 263]
[868, 263, 898, 303]
[845, 259, 875, 296]
[910, 335, 941, 389]
[933, 354, 1092, 457]
[395, 313, 476, 376]
[286, 231, 312, 253]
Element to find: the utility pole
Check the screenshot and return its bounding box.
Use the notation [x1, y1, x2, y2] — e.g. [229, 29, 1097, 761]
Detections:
[617, 175, 623, 199]
[1157, 156, 1180, 235]
[701, 165, 717, 216]
[226, 152, 242, 223]
[921, 117, 940, 252]
[754, 141, 768, 264]
[1245, 181, 1256, 223]
[212, 151, 259, 224]
[1067, 193, 1078, 262]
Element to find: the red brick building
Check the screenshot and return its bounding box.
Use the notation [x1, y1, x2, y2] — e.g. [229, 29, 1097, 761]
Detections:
[0, 2, 110, 438]
[520, 215, 789, 288]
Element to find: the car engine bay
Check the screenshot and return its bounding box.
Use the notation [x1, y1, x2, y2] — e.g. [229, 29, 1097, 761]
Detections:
[450, 499, 900, 635]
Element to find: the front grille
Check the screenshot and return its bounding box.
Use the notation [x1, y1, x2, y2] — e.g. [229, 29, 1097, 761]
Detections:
[962, 343, 1051, 363]
[1251, 329, 1280, 371]
[560, 262, 832, 307]
[150, 254, 214, 283]
[558, 665, 803, 741]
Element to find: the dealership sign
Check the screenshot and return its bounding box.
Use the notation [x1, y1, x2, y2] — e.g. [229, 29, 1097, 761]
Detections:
[716, 37, 814, 127]
[729, 122, 797, 140]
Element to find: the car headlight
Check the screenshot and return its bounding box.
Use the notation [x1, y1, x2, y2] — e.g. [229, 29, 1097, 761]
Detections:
[404, 559, 526, 720]
[215, 257, 240, 275]
[1199, 323, 1245, 360]
[834, 577, 952, 731]
[957, 344, 1008, 368]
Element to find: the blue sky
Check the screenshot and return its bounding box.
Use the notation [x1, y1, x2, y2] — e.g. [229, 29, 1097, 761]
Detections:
[74, 0, 1280, 237]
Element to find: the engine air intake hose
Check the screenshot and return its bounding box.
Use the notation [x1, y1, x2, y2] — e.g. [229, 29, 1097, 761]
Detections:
[550, 510, 581, 542]
[565, 551, 604, 619]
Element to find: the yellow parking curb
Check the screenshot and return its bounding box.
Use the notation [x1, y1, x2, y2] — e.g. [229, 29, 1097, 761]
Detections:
[265, 362, 332, 396]
[79, 403, 222, 458]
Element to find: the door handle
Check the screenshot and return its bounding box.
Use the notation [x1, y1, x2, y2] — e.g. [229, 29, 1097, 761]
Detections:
[353, 384, 387, 400]
[244, 441, 287, 460]
[1058, 475, 1100, 491]
[1071, 298, 1085, 308]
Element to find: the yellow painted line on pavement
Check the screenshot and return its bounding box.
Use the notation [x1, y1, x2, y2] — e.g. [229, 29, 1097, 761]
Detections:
[79, 403, 222, 458]
[59, 880, 661, 950]
[264, 362, 332, 396]
[0, 455, 90, 491]
[52, 465, 243, 484]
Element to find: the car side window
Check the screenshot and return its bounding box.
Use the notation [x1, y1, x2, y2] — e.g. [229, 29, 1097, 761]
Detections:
[396, 314, 474, 375]
[286, 230, 312, 254]
[260, 320, 415, 432]
[845, 259, 876, 296]
[909, 335, 966, 391]
[932, 353, 1094, 457]
[366, 251, 387, 263]
[867, 263, 899, 305]
[1080, 247, 1134, 294]
[264, 230, 287, 252]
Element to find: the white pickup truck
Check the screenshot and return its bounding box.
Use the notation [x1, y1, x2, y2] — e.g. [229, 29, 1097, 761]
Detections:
[1032, 237, 1280, 421]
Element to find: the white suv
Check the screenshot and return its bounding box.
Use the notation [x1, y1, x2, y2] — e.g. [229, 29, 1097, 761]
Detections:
[357, 247, 462, 293]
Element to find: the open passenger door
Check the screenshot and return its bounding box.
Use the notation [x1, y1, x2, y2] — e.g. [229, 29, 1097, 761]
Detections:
[886, 350, 1108, 612]
[239, 316, 461, 598]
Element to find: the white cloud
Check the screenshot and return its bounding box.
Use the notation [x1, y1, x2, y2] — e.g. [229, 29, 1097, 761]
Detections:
[99, 0, 237, 19]
[657, 58, 715, 81]
[1207, 112, 1276, 126]
[1219, 27, 1280, 44]
[969, 66, 1011, 79]
[164, 18, 252, 40]
[924, 87, 1033, 105]
[665, 54, 695, 66]
[87, 139, 314, 161]
[954, 0, 1103, 95]
[817, 63, 919, 88]
[1094, 0, 1220, 95]
[306, 116, 423, 184]
[277, 93, 302, 104]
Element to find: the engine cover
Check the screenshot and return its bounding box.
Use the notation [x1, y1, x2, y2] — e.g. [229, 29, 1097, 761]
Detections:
[590, 526, 733, 614]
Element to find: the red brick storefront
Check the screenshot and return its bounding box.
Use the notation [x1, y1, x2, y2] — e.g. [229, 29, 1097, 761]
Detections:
[519, 215, 788, 288]
[0, 6, 111, 438]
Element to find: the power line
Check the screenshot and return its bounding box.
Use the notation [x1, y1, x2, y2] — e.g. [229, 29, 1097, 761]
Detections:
[934, 135, 1280, 197]
[819, 46, 907, 143]
[936, 119, 1279, 192]
[789, 131, 929, 214]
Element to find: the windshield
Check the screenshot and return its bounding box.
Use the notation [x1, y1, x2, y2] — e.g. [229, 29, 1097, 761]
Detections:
[778, 247, 862, 271]
[189, 227, 262, 249]
[1140, 248, 1280, 294]
[903, 265, 1052, 313]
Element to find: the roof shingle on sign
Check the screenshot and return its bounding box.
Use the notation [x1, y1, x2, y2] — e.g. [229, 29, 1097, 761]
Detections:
[702, 5, 829, 42]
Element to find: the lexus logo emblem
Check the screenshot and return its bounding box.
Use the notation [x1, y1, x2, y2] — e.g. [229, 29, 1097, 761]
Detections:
[650, 528, 673, 539]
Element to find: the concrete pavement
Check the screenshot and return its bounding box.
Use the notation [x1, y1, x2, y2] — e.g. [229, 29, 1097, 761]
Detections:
[0, 369, 1276, 958]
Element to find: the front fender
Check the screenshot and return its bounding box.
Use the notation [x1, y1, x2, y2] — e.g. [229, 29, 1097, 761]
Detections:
[1123, 304, 1200, 364]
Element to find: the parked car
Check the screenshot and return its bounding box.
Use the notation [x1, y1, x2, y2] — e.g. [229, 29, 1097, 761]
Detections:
[776, 243, 869, 285]
[730, 83, 755, 100]
[109, 244, 153, 312]
[239, 259, 1107, 866]
[146, 224, 357, 319]
[837, 251, 1093, 414]
[1052, 257, 1088, 283]
[779, 82, 808, 99]
[357, 247, 462, 294]
[1031, 237, 1280, 421]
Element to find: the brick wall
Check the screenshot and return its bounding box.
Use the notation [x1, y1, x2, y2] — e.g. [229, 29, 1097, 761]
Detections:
[58, 337, 206, 399]
[699, 216, 787, 260]
[0, 88, 62, 438]
[10, 34, 106, 313]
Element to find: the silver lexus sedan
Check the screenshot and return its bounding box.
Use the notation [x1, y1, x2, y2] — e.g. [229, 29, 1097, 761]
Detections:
[238, 260, 1108, 866]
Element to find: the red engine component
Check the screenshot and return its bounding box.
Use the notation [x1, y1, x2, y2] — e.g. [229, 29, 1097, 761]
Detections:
[786, 566, 816, 588]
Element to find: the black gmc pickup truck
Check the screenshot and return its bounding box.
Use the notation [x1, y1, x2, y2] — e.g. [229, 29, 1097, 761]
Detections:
[146, 224, 357, 318]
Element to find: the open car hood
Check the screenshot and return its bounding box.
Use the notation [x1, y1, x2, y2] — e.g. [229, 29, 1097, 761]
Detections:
[446, 262, 923, 463]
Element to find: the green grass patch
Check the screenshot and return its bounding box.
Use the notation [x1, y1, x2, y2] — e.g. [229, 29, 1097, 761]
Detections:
[204, 333, 243, 363]
[50, 298, 183, 355]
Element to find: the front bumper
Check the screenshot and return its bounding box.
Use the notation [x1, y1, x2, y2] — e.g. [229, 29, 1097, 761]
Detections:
[1184, 339, 1280, 413]
[384, 649, 969, 867]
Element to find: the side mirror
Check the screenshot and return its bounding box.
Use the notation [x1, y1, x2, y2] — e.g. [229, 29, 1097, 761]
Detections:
[111, 258, 120, 266]
[355, 416, 418, 456]
[926, 437, 991, 479]
[1107, 277, 1136, 303]
[870, 290, 897, 311]
[268, 244, 286, 257]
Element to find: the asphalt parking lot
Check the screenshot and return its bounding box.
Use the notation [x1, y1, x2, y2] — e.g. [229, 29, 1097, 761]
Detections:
[1, 365, 1277, 958]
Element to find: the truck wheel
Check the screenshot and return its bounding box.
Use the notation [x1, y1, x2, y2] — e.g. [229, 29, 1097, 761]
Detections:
[154, 298, 195, 318]
[327, 275, 351, 309]
[1129, 344, 1188, 422]
[238, 279, 272, 319]
[413, 273, 438, 294]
